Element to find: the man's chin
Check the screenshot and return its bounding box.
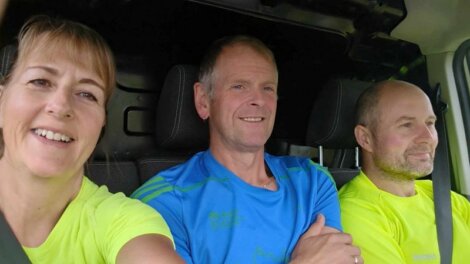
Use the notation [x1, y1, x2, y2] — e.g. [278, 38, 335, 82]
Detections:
[407, 159, 433, 173]
[408, 167, 433, 179]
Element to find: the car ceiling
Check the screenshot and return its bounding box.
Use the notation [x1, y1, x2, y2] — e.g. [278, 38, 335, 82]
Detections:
[392, 0, 470, 54]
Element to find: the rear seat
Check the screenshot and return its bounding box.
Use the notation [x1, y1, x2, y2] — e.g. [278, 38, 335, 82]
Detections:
[305, 78, 371, 189]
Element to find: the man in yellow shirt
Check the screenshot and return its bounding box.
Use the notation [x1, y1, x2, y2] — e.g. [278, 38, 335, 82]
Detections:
[339, 80, 470, 263]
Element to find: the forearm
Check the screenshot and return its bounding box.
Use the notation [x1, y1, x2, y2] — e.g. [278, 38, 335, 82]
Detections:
[117, 234, 184, 264]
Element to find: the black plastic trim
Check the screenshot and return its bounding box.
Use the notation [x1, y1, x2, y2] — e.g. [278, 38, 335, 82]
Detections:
[452, 39, 470, 161]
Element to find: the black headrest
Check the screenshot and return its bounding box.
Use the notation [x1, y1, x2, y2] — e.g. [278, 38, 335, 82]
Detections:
[0, 45, 17, 82]
[155, 64, 209, 149]
[305, 79, 371, 149]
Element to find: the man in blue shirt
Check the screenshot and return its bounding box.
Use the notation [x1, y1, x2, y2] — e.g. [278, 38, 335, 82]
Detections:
[133, 35, 361, 264]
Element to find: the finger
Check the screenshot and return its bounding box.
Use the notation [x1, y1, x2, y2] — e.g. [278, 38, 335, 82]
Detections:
[337, 232, 354, 245]
[348, 243, 361, 256]
[338, 244, 362, 261]
[352, 255, 363, 264]
[302, 213, 325, 238]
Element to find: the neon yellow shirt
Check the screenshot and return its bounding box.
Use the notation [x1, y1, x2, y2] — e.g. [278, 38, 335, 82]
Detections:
[24, 177, 173, 263]
[339, 171, 470, 264]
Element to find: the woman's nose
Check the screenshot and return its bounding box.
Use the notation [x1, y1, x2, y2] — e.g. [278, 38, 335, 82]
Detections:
[45, 90, 74, 119]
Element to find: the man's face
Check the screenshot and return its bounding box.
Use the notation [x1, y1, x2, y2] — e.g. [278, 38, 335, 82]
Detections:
[369, 85, 438, 180]
[206, 44, 278, 153]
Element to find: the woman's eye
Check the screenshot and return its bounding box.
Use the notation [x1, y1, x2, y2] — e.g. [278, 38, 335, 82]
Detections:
[78, 91, 98, 102]
[29, 79, 50, 88]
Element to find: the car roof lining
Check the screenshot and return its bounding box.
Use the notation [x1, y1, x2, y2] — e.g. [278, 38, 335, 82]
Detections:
[188, 0, 354, 35]
[392, 0, 470, 54]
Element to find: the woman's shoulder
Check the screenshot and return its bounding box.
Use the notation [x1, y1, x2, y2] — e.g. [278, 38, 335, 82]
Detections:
[71, 178, 172, 262]
[71, 177, 158, 222]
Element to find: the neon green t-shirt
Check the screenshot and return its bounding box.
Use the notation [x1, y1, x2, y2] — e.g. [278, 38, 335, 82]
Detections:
[339, 171, 470, 264]
[23, 177, 173, 263]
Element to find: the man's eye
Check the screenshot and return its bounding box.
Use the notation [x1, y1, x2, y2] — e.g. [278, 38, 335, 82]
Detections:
[29, 79, 50, 88]
[232, 84, 243, 89]
[264, 86, 275, 92]
[401, 122, 412, 128]
[427, 120, 436, 127]
[78, 91, 97, 102]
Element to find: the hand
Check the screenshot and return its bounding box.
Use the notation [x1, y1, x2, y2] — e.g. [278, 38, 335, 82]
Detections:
[290, 214, 363, 264]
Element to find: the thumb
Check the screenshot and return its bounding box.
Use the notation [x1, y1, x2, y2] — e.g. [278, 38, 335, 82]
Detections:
[302, 213, 326, 238]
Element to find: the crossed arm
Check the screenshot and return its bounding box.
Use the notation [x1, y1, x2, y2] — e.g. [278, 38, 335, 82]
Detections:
[290, 214, 363, 264]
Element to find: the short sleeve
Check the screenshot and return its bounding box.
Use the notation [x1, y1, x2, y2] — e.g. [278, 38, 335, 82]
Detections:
[96, 195, 174, 263]
[310, 161, 342, 231]
[340, 197, 406, 263]
[451, 191, 470, 225]
[144, 189, 194, 264]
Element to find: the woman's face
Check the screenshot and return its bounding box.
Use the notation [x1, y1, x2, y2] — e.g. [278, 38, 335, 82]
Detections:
[0, 50, 106, 179]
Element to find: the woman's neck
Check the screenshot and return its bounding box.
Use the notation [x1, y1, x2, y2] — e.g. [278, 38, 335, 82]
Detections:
[0, 160, 83, 247]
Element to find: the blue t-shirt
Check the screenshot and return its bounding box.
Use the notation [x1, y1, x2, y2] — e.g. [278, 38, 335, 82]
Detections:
[132, 150, 341, 263]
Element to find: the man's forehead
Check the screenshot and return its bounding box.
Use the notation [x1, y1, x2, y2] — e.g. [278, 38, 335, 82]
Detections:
[379, 83, 428, 105]
[394, 114, 437, 122]
[378, 99, 435, 122]
[376, 87, 434, 118]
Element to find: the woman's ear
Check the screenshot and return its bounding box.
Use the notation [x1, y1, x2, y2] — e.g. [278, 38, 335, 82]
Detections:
[102, 111, 107, 127]
[194, 82, 210, 120]
[0, 85, 4, 126]
[354, 124, 373, 153]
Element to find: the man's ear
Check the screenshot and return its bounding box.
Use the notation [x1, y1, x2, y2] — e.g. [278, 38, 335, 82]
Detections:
[194, 82, 210, 120]
[354, 124, 373, 153]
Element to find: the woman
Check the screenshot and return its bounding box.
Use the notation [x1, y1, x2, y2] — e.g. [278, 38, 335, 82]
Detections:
[0, 15, 183, 263]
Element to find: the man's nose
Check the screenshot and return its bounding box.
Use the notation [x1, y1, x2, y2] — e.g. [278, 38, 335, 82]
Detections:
[249, 88, 266, 106]
[416, 124, 437, 143]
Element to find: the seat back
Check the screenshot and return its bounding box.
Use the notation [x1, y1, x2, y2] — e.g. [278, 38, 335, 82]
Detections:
[154, 64, 208, 150]
[80, 64, 209, 193]
[86, 55, 163, 195]
[138, 64, 209, 183]
[305, 78, 371, 188]
[84, 161, 139, 196]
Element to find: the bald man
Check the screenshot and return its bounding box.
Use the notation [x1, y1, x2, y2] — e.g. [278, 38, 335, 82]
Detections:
[339, 80, 470, 263]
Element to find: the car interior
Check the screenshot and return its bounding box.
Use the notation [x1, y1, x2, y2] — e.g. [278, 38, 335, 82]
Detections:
[0, 0, 430, 196]
[1, 0, 470, 262]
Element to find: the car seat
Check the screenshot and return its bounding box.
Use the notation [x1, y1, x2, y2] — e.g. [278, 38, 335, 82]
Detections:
[305, 78, 371, 188]
[138, 64, 209, 183]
